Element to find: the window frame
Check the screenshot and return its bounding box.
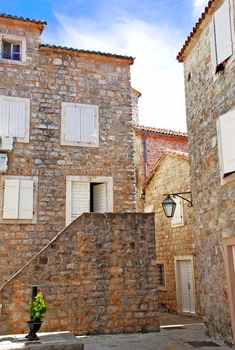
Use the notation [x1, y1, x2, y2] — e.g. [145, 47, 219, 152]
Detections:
[171, 196, 184, 228]
[0, 95, 30, 143]
[217, 108, 235, 185]
[0, 34, 26, 64]
[211, 0, 235, 75]
[61, 102, 99, 147]
[0, 176, 38, 224]
[66, 175, 113, 226]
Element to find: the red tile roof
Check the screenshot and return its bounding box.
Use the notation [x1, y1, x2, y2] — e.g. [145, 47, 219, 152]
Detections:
[131, 87, 142, 97]
[0, 13, 47, 25]
[40, 44, 134, 62]
[143, 150, 189, 189]
[134, 124, 188, 138]
[177, 0, 219, 62]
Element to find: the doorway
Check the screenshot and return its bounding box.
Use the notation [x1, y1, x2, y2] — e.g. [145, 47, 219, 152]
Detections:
[175, 256, 196, 314]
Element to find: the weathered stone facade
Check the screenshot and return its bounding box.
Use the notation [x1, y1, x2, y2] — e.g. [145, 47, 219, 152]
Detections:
[0, 213, 159, 335]
[131, 88, 141, 125]
[134, 126, 188, 210]
[142, 151, 200, 315]
[178, 0, 235, 343]
[0, 16, 136, 286]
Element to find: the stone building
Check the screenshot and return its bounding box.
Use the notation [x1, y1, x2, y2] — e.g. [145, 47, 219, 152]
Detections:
[141, 150, 199, 316]
[177, 0, 235, 343]
[0, 13, 136, 285]
[134, 125, 188, 210]
[0, 14, 160, 334]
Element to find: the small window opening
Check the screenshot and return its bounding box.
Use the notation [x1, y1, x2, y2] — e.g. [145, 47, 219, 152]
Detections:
[157, 263, 165, 289]
[2, 40, 21, 61]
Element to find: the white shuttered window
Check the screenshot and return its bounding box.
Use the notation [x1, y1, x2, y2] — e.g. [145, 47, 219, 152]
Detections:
[3, 178, 34, 220]
[0, 96, 30, 142]
[66, 176, 113, 226]
[71, 182, 90, 221]
[93, 183, 107, 212]
[172, 197, 184, 227]
[217, 109, 235, 176]
[61, 103, 99, 146]
[211, 0, 233, 69]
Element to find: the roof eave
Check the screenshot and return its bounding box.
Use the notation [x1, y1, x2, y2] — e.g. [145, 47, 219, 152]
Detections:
[40, 44, 134, 64]
[177, 0, 221, 62]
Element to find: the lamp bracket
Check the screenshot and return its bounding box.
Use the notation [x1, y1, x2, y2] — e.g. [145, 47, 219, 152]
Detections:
[163, 191, 193, 207]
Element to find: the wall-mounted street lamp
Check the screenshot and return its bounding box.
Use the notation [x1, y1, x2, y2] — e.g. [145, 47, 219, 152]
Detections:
[162, 192, 193, 218]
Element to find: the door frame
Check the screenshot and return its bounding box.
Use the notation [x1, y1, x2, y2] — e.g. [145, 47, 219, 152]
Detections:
[223, 237, 235, 344]
[174, 255, 196, 315]
[66, 175, 113, 226]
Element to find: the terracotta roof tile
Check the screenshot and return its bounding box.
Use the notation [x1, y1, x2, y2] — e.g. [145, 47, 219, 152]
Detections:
[134, 124, 188, 138]
[0, 13, 47, 25]
[143, 150, 189, 189]
[40, 44, 134, 62]
[177, 0, 219, 62]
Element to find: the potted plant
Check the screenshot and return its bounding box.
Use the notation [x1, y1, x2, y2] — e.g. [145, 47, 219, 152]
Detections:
[26, 291, 46, 341]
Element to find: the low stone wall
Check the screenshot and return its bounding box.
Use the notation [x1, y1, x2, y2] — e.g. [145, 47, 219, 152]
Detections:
[0, 213, 159, 335]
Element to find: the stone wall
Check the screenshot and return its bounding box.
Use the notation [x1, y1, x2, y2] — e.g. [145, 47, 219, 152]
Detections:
[0, 19, 135, 285]
[142, 153, 200, 314]
[183, 4, 235, 343]
[0, 213, 159, 335]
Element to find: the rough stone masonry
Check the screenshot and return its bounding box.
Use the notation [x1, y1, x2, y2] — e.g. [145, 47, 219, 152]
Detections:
[0, 213, 159, 335]
[0, 15, 135, 286]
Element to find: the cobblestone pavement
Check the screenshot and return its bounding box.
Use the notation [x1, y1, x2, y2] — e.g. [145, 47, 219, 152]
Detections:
[0, 313, 233, 349]
[79, 325, 233, 350]
[78, 313, 233, 350]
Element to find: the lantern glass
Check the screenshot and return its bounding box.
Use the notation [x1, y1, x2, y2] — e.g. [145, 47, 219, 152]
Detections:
[162, 195, 176, 218]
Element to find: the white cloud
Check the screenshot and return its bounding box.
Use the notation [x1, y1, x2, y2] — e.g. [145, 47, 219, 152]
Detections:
[43, 11, 187, 131]
[192, 0, 208, 18]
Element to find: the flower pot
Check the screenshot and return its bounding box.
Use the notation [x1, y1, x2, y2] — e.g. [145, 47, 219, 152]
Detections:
[26, 320, 43, 341]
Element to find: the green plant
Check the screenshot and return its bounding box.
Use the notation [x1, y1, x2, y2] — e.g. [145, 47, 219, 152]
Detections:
[28, 291, 46, 321]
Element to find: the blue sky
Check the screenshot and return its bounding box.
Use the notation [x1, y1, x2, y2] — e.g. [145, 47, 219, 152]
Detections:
[0, 0, 208, 131]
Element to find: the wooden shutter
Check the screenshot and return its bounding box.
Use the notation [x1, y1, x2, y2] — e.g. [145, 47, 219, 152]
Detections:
[93, 183, 107, 212]
[3, 179, 20, 219]
[0, 97, 10, 135]
[211, 18, 218, 70]
[80, 106, 97, 143]
[172, 196, 183, 226]
[217, 110, 235, 175]
[63, 103, 98, 144]
[214, 0, 233, 65]
[0, 96, 28, 138]
[64, 104, 81, 142]
[19, 180, 34, 219]
[8, 99, 27, 138]
[71, 182, 90, 221]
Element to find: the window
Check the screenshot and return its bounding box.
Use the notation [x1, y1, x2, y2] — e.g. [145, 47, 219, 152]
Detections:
[2, 40, 21, 60]
[217, 109, 235, 177]
[61, 103, 99, 147]
[157, 263, 166, 289]
[211, 0, 233, 72]
[66, 176, 113, 225]
[0, 95, 30, 142]
[172, 196, 184, 227]
[1, 177, 38, 223]
[0, 34, 26, 62]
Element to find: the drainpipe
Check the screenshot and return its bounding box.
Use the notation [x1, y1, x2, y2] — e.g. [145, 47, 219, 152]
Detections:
[143, 130, 148, 178]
